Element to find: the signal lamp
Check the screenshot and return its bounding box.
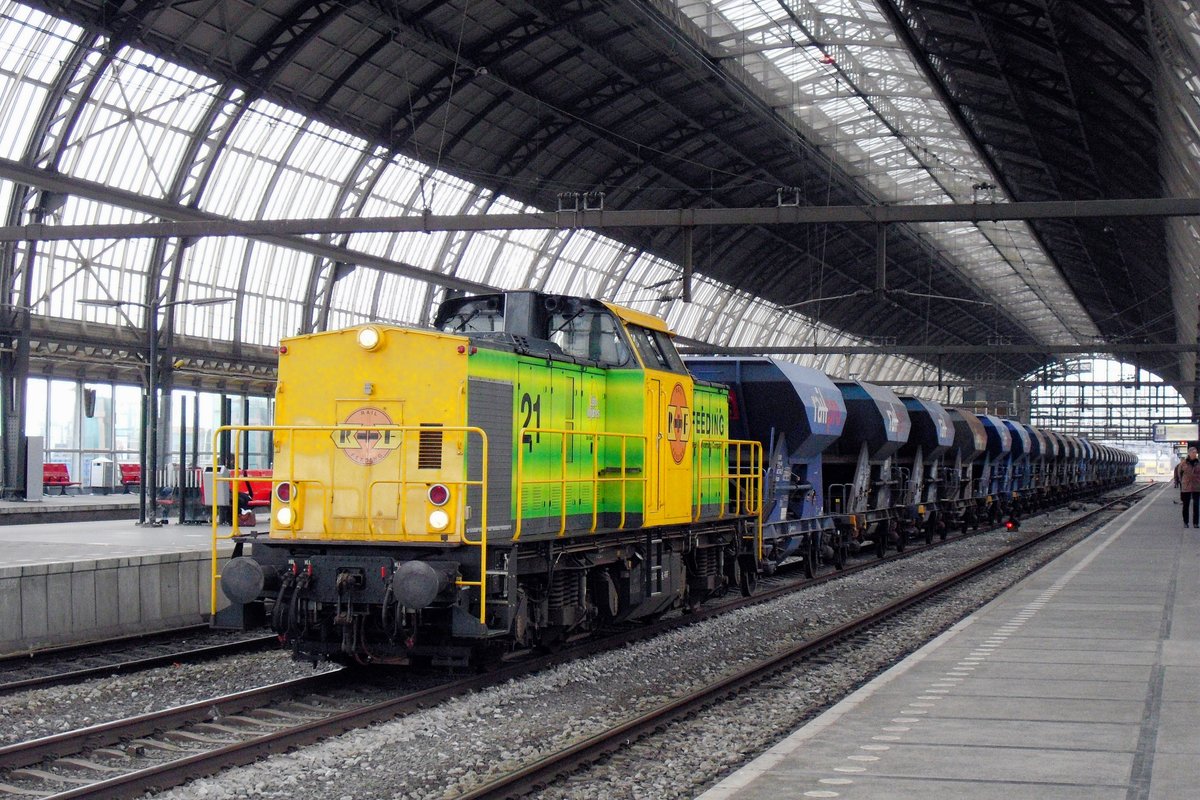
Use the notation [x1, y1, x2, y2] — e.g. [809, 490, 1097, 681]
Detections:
[1005, 517, 1020, 531]
[276, 482, 293, 503]
[276, 506, 295, 527]
[427, 483, 450, 506]
[428, 508, 450, 531]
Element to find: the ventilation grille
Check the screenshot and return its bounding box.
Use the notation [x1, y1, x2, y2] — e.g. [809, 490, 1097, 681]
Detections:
[418, 424, 443, 470]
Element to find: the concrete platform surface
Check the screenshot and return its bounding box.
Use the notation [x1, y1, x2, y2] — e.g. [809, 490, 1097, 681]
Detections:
[699, 485, 1189, 800]
[0, 498, 242, 654]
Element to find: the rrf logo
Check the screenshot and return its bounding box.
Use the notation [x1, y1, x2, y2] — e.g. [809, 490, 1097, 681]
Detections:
[666, 383, 690, 464]
[332, 407, 401, 466]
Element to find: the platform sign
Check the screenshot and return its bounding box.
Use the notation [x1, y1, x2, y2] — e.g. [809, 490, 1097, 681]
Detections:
[1151, 422, 1199, 443]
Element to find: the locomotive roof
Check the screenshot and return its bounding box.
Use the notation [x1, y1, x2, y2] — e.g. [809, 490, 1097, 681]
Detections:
[601, 302, 672, 336]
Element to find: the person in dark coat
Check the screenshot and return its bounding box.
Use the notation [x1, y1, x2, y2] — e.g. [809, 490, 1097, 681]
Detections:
[1174, 446, 1200, 527]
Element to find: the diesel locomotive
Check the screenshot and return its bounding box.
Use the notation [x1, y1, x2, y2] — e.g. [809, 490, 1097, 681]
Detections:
[212, 290, 1136, 666]
[214, 291, 763, 666]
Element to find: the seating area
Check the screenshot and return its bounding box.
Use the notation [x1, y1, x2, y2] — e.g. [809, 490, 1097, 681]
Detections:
[42, 463, 80, 495]
[236, 469, 273, 508]
[118, 463, 141, 493]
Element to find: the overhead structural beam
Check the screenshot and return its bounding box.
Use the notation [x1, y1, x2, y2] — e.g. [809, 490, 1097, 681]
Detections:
[0, 154, 1195, 242]
[0, 157, 492, 293]
[676, 342, 1200, 356]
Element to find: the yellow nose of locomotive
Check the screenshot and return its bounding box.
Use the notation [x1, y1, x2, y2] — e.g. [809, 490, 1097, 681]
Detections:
[269, 325, 472, 543]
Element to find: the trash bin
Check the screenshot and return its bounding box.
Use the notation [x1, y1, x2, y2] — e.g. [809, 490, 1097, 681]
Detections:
[90, 456, 114, 494]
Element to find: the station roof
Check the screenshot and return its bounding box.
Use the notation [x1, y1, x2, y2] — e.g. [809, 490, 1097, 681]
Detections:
[2, 0, 1197, 396]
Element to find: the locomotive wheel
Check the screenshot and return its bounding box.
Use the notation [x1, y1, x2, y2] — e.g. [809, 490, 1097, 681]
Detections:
[803, 534, 818, 579]
[738, 554, 759, 597]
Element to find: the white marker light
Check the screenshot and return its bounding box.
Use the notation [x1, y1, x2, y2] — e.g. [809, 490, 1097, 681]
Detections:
[428, 509, 450, 531]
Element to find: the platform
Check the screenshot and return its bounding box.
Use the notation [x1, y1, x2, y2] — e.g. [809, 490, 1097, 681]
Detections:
[699, 484, 1191, 800]
[0, 491, 140, 525]
[0, 498, 243, 656]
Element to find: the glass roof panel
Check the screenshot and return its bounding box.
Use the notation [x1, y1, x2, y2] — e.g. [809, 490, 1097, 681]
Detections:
[0, 2, 966, 387]
[0, 4, 81, 159]
[58, 50, 218, 199]
[676, 0, 1099, 344]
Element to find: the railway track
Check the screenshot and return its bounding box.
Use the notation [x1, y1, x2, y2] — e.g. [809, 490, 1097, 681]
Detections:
[0, 630, 280, 696]
[0, 487, 1142, 799]
[458, 486, 1149, 799]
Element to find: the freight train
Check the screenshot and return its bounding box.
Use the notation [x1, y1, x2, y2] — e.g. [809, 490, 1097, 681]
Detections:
[212, 290, 1136, 666]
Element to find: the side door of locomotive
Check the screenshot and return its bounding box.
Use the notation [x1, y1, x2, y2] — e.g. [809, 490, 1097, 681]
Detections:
[629, 319, 695, 527]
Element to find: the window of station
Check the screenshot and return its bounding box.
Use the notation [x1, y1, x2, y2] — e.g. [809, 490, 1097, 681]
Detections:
[548, 309, 632, 367]
[438, 299, 504, 333]
[629, 326, 687, 374]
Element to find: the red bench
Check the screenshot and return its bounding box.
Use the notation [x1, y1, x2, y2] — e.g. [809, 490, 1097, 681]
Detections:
[43, 463, 80, 495]
[234, 469, 273, 508]
[118, 463, 141, 493]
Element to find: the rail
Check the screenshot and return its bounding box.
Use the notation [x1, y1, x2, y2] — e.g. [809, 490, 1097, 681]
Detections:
[210, 424, 489, 624]
[455, 482, 1153, 800]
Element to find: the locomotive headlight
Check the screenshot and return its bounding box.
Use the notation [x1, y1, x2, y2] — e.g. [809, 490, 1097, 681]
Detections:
[428, 508, 450, 531]
[357, 326, 382, 351]
[276, 506, 295, 527]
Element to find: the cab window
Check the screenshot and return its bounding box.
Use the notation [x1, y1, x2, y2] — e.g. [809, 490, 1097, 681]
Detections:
[549, 309, 632, 367]
[438, 300, 504, 333]
[629, 326, 687, 373]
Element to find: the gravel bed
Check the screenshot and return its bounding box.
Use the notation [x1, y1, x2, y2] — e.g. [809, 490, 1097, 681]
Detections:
[0, 651, 333, 746]
[532, 503, 1123, 799]
[147, 496, 1128, 800]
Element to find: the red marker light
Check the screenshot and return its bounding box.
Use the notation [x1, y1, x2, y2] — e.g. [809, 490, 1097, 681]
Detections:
[278, 345, 288, 355]
[428, 483, 450, 506]
[457, 345, 466, 354]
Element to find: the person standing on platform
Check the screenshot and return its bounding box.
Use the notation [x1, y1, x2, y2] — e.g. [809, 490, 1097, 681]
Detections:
[1174, 446, 1200, 527]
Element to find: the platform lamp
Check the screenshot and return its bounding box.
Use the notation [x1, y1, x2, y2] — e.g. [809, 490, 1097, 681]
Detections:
[79, 295, 234, 526]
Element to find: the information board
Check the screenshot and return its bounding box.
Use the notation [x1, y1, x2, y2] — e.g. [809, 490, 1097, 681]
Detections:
[1152, 422, 1200, 443]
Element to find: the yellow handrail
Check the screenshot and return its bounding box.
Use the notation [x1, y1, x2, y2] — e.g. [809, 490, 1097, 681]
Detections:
[514, 428, 647, 539]
[210, 424, 489, 625]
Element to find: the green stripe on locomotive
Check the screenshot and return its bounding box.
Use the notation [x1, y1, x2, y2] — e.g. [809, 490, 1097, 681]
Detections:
[463, 342, 652, 540]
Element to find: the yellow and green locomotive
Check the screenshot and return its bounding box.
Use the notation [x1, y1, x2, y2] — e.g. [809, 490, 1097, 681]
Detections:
[214, 291, 761, 665]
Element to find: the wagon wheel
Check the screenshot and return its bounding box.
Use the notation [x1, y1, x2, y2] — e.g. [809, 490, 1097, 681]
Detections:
[803, 533, 819, 579]
[832, 529, 847, 571]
